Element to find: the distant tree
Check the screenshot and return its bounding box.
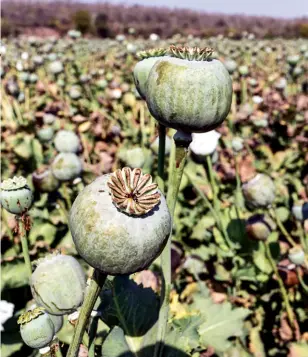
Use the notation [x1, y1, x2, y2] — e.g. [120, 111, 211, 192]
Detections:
[72, 10, 91, 34]
[95, 12, 110, 38]
[298, 23, 308, 38]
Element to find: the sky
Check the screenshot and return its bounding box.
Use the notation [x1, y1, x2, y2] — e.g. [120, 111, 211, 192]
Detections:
[102, 0, 308, 18]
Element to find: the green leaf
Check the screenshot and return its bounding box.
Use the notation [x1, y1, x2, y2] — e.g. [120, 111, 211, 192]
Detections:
[252, 242, 272, 274]
[57, 317, 75, 345]
[29, 222, 57, 245]
[198, 302, 251, 352]
[191, 216, 215, 241]
[31, 138, 44, 167]
[1, 259, 29, 290]
[101, 326, 132, 357]
[167, 316, 203, 352]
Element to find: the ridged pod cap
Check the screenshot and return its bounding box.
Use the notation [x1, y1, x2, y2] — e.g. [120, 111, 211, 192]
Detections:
[18, 307, 55, 349]
[0, 176, 33, 215]
[242, 174, 275, 209]
[51, 153, 83, 181]
[30, 253, 87, 315]
[69, 168, 172, 275]
[146, 46, 232, 133]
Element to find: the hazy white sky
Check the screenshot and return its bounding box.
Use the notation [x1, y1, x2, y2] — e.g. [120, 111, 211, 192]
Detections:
[104, 0, 308, 18]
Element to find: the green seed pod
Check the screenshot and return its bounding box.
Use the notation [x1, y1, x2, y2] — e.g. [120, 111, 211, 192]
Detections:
[29, 73, 38, 84]
[51, 153, 83, 181]
[133, 48, 167, 100]
[69, 168, 172, 275]
[43, 113, 57, 125]
[146, 46, 232, 133]
[292, 203, 308, 221]
[54, 130, 80, 153]
[118, 147, 145, 168]
[37, 126, 54, 143]
[18, 307, 55, 349]
[288, 246, 305, 265]
[48, 314, 63, 333]
[231, 137, 244, 152]
[48, 61, 63, 75]
[30, 253, 86, 315]
[223, 59, 237, 74]
[26, 303, 63, 333]
[69, 86, 82, 100]
[0, 176, 33, 215]
[32, 166, 60, 193]
[287, 55, 300, 66]
[239, 65, 249, 77]
[242, 174, 275, 209]
[246, 214, 276, 241]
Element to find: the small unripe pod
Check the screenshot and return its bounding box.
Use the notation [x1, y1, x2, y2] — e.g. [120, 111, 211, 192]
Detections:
[0, 176, 33, 215]
[246, 214, 276, 241]
[37, 126, 54, 143]
[32, 166, 59, 193]
[30, 253, 87, 315]
[48, 61, 63, 75]
[54, 130, 80, 153]
[48, 314, 63, 333]
[292, 203, 308, 221]
[51, 153, 82, 181]
[242, 174, 275, 209]
[18, 307, 55, 349]
[288, 246, 305, 265]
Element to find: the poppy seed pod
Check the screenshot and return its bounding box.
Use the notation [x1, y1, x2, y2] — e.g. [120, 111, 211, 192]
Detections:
[133, 48, 167, 100]
[292, 202, 308, 221]
[0, 176, 33, 215]
[54, 130, 80, 153]
[32, 166, 59, 193]
[37, 126, 54, 143]
[246, 214, 276, 241]
[288, 246, 305, 266]
[48, 61, 63, 75]
[48, 314, 63, 334]
[18, 307, 55, 349]
[146, 46, 232, 133]
[30, 253, 86, 315]
[51, 153, 82, 181]
[242, 174, 275, 209]
[69, 168, 172, 275]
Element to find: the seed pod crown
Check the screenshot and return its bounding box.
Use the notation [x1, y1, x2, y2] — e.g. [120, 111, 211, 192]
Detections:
[169, 45, 213, 61]
[107, 167, 160, 216]
[18, 307, 45, 325]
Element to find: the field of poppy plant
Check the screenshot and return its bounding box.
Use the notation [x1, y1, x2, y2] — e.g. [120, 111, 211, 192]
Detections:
[1, 23, 308, 357]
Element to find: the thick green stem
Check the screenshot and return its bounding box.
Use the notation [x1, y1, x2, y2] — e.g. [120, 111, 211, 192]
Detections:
[154, 131, 192, 357]
[264, 241, 295, 328]
[269, 208, 297, 248]
[18, 219, 32, 277]
[157, 124, 166, 192]
[66, 270, 107, 357]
